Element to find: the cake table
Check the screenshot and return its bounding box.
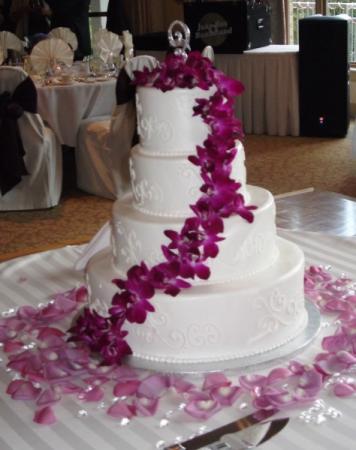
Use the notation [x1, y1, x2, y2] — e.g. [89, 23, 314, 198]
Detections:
[0, 229, 355, 450]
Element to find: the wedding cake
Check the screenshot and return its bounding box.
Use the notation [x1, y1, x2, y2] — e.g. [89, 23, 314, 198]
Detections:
[83, 45, 307, 366]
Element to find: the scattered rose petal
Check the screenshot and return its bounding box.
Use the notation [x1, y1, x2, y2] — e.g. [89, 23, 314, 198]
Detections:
[34, 406, 57, 425]
[114, 380, 140, 397]
[82, 386, 104, 402]
[333, 383, 356, 397]
[107, 401, 136, 419]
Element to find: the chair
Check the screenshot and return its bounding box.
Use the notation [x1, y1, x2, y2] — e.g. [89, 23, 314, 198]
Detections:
[75, 55, 158, 199]
[0, 66, 62, 210]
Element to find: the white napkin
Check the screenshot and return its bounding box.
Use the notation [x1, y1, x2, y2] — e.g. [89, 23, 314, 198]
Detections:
[124, 55, 160, 80]
[74, 222, 111, 271]
[30, 38, 74, 74]
[0, 31, 23, 61]
[48, 27, 78, 51]
[93, 29, 123, 64]
[122, 30, 134, 61]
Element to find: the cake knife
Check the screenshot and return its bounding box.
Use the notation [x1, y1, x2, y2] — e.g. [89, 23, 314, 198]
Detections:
[164, 408, 279, 450]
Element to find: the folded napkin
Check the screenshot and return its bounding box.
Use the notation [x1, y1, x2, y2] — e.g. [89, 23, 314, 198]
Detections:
[74, 222, 111, 271]
[48, 27, 78, 52]
[93, 29, 123, 64]
[30, 38, 74, 74]
[121, 30, 134, 61]
[0, 31, 23, 63]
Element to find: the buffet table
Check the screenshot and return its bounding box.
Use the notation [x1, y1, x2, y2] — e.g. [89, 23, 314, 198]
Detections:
[138, 45, 300, 137]
[35, 78, 116, 147]
[0, 225, 356, 449]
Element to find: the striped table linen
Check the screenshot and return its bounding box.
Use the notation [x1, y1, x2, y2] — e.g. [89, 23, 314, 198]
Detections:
[0, 230, 355, 450]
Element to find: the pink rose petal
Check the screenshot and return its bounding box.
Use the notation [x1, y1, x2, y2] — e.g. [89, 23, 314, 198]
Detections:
[137, 374, 168, 398]
[333, 383, 356, 397]
[185, 394, 221, 420]
[82, 386, 104, 402]
[36, 388, 61, 406]
[8, 380, 41, 400]
[203, 373, 230, 390]
[113, 380, 140, 397]
[3, 341, 23, 353]
[34, 406, 57, 425]
[133, 396, 159, 417]
[107, 401, 136, 418]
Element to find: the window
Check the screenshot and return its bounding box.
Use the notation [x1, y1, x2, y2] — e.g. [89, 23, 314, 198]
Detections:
[89, 0, 109, 36]
[290, 1, 356, 61]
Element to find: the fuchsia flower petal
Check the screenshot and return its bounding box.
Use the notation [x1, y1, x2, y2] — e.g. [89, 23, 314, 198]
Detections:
[113, 380, 140, 397]
[202, 373, 231, 390]
[168, 375, 195, 394]
[137, 374, 168, 398]
[333, 383, 356, 397]
[36, 388, 61, 406]
[82, 386, 104, 402]
[7, 380, 41, 400]
[133, 396, 159, 417]
[107, 401, 136, 418]
[185, 393, 221, 420]
[33, 406, 57, 425]
[3, 341, 23, 353]
[211, 385, 241, 406]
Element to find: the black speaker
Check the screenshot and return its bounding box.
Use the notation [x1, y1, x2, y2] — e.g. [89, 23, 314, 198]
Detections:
[183, 1, 271, 54]
[299, 15, 350, 137]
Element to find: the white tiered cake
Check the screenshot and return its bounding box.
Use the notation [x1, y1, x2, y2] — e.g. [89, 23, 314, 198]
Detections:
[86, 77, 308, 365]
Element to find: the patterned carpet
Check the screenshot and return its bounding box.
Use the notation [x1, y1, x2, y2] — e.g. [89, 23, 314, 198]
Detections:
[1, 126, 356, 261]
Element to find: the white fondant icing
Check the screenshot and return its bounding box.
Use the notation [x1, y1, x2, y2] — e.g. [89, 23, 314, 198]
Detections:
[87, 238, 307, 363]
[136, 86, 215, 154]
[130, 140, 249, 216]
[111, 185, 277, 283]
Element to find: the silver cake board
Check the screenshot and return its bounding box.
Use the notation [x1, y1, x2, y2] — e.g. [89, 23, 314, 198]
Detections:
[126, 301, 321, 375]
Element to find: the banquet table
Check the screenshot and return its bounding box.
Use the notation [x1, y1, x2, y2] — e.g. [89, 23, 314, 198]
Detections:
[35, 78, 116, 147]
[0, 191, 356, 450]
[138, 45, 300, 137]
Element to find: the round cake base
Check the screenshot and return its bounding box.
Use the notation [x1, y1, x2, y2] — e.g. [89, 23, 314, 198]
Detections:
[125, 301, 320, 374]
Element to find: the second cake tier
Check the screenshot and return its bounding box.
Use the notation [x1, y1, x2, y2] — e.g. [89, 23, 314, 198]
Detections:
[111, 185, 278, 284]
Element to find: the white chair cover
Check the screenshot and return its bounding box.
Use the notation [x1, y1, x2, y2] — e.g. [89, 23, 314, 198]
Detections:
[75, 55, 159, 200]
[0, 67, 62, 210]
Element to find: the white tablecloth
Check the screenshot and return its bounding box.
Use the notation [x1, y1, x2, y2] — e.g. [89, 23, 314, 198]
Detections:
[0, 230, 355, 449]
[36, 79, 116, 147]
[139, 45, 300, 136]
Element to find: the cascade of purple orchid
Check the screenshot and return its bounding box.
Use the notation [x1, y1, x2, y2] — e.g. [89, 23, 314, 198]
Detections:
[68, 52, 256, 365]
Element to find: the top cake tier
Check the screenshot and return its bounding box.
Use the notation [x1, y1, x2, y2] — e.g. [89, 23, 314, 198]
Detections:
[136, 86, 215, 155]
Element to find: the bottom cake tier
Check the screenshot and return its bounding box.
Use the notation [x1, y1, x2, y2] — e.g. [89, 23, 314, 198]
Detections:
[86, 237, 307, 364]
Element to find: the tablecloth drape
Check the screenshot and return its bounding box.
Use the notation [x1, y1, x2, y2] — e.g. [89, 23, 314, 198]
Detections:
[0, 229, 355, 449]
[36, 79, 116, 147]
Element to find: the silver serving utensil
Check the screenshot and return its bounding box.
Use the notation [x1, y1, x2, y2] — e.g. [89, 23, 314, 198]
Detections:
[214, 417, 290, 450]
[164, 409, 279, 450]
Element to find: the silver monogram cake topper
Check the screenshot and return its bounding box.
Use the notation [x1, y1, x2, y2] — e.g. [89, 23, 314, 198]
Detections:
[168, 21, 191, 58]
